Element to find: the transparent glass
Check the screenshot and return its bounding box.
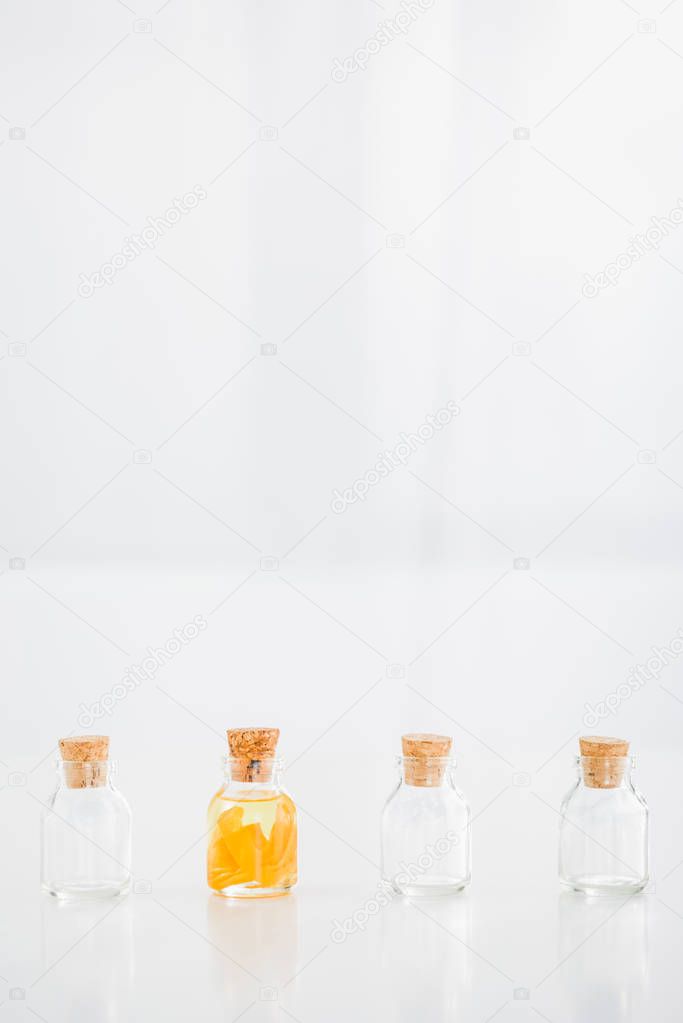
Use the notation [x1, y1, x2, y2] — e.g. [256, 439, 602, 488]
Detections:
[381, 756, 471, 896]
[207, 757, 297, 897]
[559, 755, 648, 896]
[41, 760, 132, 900]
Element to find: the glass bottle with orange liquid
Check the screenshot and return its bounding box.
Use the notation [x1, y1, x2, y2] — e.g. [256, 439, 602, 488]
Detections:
[207, 727, 297, 897]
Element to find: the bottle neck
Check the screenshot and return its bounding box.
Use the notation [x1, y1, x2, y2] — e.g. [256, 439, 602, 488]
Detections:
[224, 756, 283, 787]
[578, 754, 633, 790]
[398, 755, 454, 788]
[58, 759, 113, 789]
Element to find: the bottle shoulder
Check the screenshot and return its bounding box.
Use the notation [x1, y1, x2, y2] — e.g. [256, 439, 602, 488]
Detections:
[209, 785, 296, 809]
[383, 781, 469, 816]
[561, 782, 648, 816]
[47, 782, 131, 820]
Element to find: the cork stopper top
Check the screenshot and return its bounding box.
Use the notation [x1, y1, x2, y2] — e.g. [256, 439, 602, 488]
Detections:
[58, 735, 110, 788]
[401, 733, 452, 786]
[579, 736, 629, 758]
[579, 735, 630, 789]
[227, 727, 280, 783]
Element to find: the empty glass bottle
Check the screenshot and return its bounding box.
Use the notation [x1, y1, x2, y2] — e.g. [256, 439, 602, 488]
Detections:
[41, 736, 132, 900]
[207, 727, 297, 897]
[559, 736, 648, 896]
[381, 733, 471, 896]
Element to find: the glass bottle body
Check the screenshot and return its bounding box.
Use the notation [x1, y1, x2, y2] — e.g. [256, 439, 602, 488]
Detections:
[41, 761, 132, 900]
[381, 756, 471, 896]
[559, 756, 648, 896]
[207, 757, 297, 897]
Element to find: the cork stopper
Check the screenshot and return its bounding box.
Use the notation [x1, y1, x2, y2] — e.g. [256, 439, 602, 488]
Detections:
[58, 735, 109, 789]
[579, 736, 630, 789]
[227, 727, 280, 783]
[401, 733, 452, 786]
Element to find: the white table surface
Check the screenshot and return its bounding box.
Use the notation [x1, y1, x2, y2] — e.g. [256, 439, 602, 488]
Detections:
[5, 758, 683, 1023]
[4, 566, 683, 1021]
[5, 872, 682, 1022]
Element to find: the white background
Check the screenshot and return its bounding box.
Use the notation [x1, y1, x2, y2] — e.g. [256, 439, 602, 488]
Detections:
[3, 0, 683, 1019]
